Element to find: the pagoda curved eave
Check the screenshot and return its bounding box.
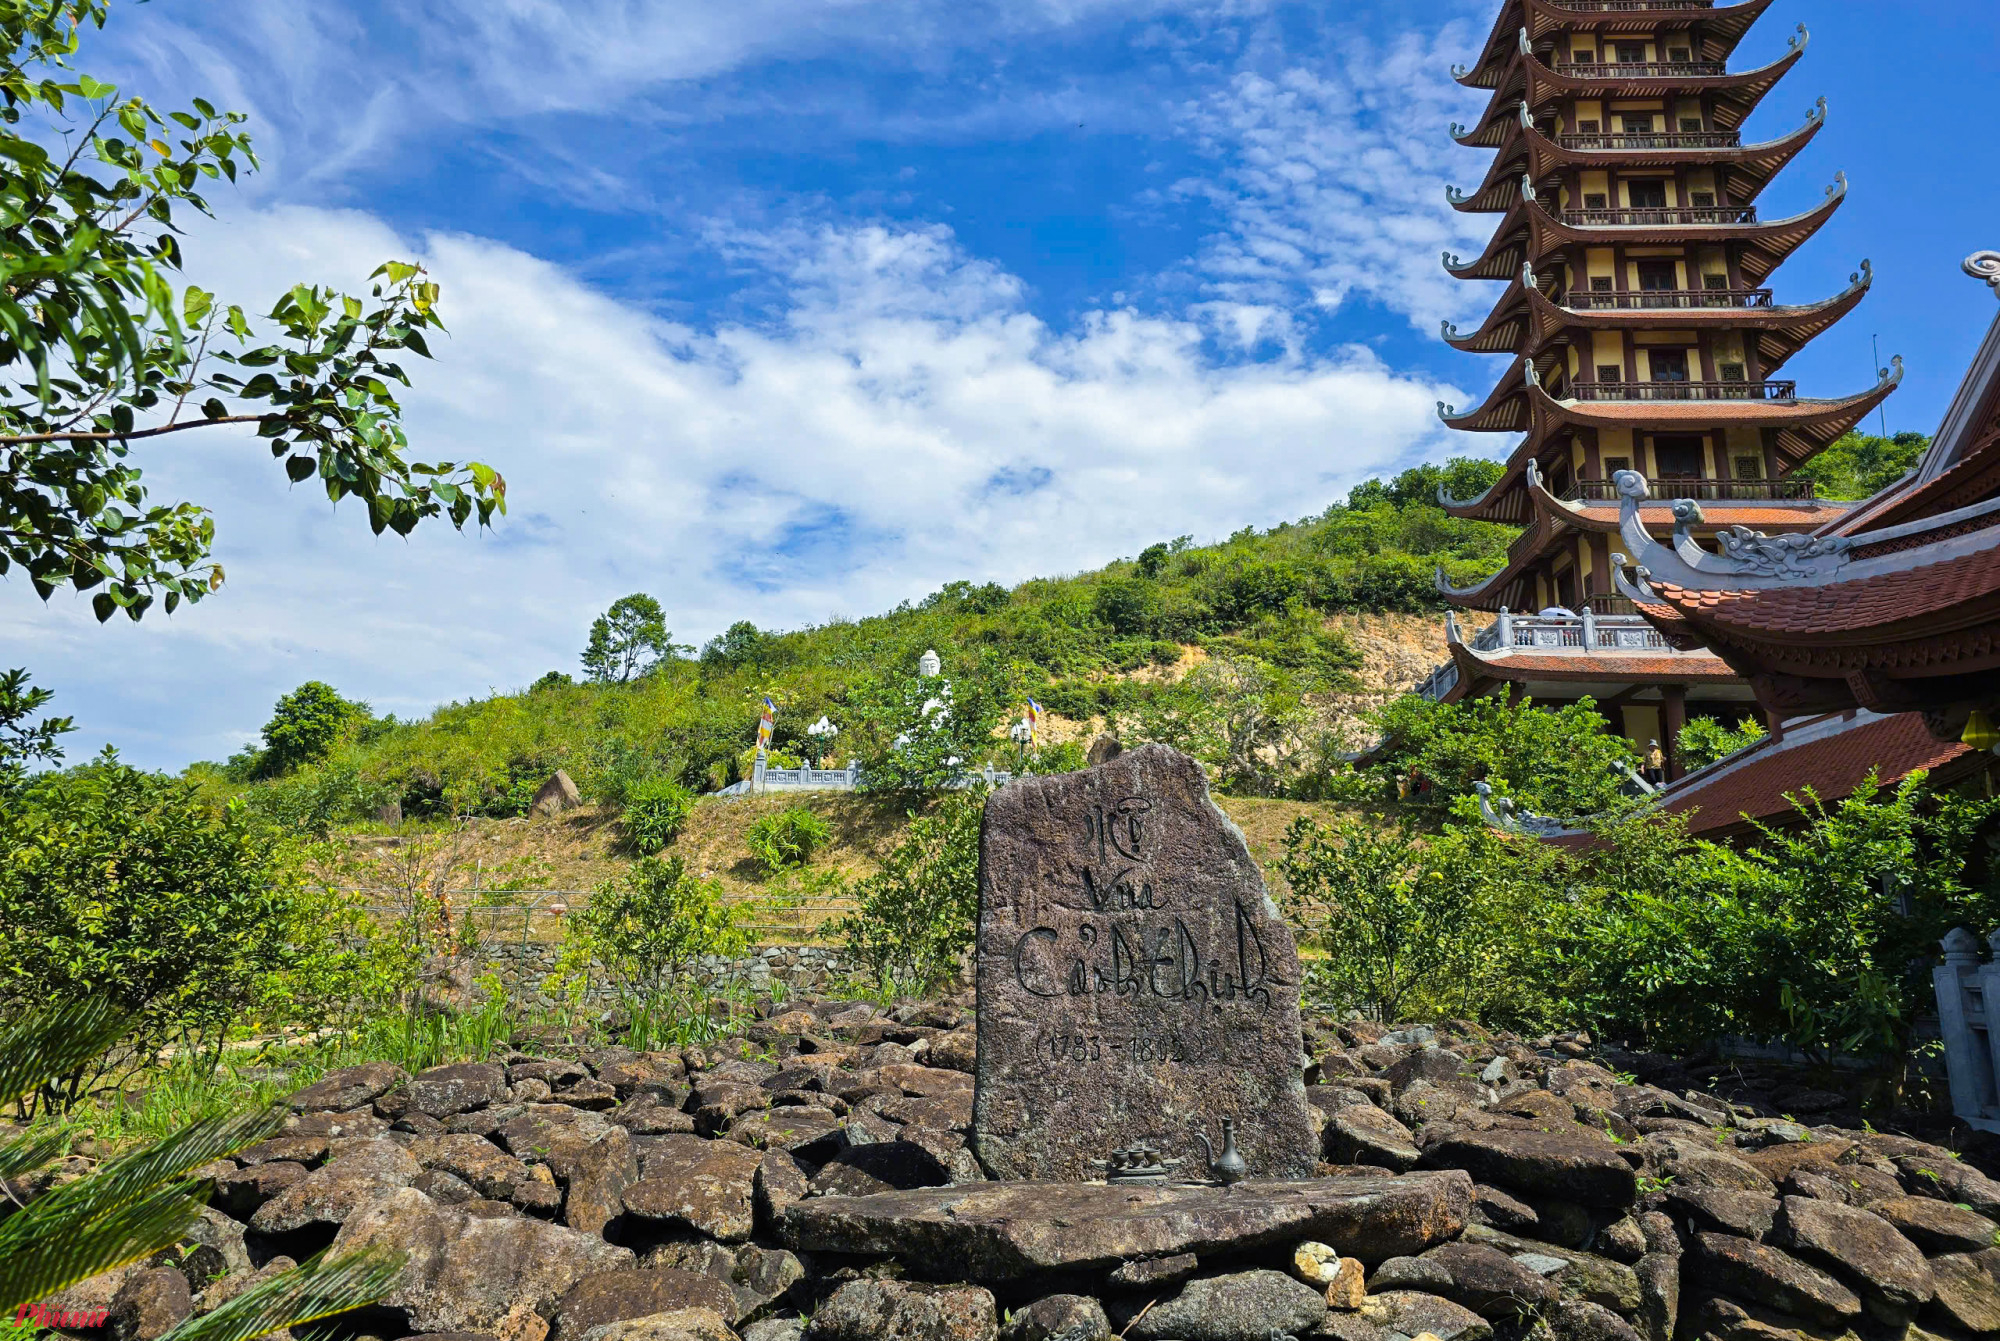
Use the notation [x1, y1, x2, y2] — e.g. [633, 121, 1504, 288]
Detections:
[1457, 0, 1778, 93]
[1526, 373, 1898, 471]
[1522, 114, 1822, 208]
[1526, 185, 1845, 284]
[1518, 267, 1872, 372]
[1523, 476, 1857, 538]
[1448, 638, 1741, 690]
[1519, 0, 1777, 59]
[1520, 46, 1803, 131]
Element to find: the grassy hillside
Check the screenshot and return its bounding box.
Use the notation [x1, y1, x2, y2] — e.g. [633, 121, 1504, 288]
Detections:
[318, 790, 1385, 944]
[202, 458, 1513, 819]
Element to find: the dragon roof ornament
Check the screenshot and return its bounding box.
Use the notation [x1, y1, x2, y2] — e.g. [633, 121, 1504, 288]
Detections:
[1788, 22, 1809, 54]
[1807, 96, 1828, 126]
[1475, 781, 1571, 838]
[1612, 469, 1856, 585]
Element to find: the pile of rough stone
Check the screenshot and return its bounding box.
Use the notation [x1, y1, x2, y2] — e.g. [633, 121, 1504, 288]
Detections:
[23, 1000, 2000, 1341]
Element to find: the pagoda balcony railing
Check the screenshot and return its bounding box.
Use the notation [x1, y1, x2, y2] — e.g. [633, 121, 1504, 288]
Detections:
[1566, 287, 1773, 311]
[1473, 612, 1674, 654]
[1557, 131, 1742, 151]
[1569, 378, 1796, 402]
[1557, 60, 1729, 78]
[1559, 204, 1758, 227]
[1565, 476, 1818, 502]
[1546, 0, 1713, 11]
[1415, 661, 1461, 704]
[1413, 611, 1677, 700]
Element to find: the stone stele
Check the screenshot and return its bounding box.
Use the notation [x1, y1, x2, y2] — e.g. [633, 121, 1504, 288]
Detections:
[971, 743, 1317, 1181]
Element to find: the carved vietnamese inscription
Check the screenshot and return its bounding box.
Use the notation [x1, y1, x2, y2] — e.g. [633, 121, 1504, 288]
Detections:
[971, 743, 1318, 1181]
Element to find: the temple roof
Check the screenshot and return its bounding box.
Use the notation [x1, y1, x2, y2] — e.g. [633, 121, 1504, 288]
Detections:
[1444, 175, 1845, 284]
[1455, 0, 1778, 94]
[1645, 710, 1974, 840]
[1451, 103, 1824, 216]
[1449, 637, 1740, 685]
[1823, 267, 2000, 538]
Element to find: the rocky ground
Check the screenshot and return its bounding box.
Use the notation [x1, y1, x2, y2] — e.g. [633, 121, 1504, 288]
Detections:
[19, 1000, 2000, 1341]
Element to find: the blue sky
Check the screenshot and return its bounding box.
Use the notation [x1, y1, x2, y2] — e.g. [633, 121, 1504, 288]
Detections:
[5, 0, 1998, 768]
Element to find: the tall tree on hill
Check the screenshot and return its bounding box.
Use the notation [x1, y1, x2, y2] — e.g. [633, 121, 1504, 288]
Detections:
[261, 680, 368, 774]
[582, 593, 686, 683]
[0, 1, 503, 625]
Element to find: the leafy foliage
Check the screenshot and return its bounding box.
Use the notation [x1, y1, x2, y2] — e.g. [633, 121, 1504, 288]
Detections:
[0, 4, 501, 619]
[582, 593, 687, 684]
[1556, 776, 2000, 1072]
[1676, 715, 1768, 772]
[834, 792, 984, 993]
[259, 680, 368, 775]
[746, 806, 830, 873]
[0, 754, 308, 1106]
[1793, 431, 1931, 501]
[566, 856, 749, 1003]
[1359, 694, 1642, 820]
[621, 776, 695, 855]
[0, 666, 72, 790]
[1279, 816, 1553, 1024]
[0, 997, 400, 1335]
[852, 655, 1011, 793]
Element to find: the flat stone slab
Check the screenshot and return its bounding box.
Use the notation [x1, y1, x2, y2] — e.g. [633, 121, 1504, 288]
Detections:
[778, 1172, 1471, 1283]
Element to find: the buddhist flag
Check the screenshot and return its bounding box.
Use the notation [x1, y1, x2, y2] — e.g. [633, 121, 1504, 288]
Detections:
[1026, 699, 1042, 740]
[757, 697, 776, 750]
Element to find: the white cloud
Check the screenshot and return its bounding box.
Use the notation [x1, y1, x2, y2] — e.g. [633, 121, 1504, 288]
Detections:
[0, 206, 1462, 768]
[1173, 25, 1497, 332]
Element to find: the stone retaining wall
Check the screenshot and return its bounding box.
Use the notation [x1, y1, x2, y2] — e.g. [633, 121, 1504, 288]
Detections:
[474, 939, 853, 1010]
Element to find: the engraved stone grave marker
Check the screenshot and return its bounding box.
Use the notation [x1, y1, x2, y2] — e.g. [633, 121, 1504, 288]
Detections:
[971, 743, 1317, 1181]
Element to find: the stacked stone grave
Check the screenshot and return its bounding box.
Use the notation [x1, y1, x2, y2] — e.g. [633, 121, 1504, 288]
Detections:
[16, 748, 2000, 1341]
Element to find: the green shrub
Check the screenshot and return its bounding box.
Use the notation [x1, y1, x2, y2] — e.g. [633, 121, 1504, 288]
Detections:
[834, 793, 984, 993]
[239, 763, 395, 836]
[1027, 740, 1088, 774]
[746, 805, 830, 872]
[260, 681, 370, 776]
[0, 755, 313, 1104]
[623, 777, 696, 854]
[1677, 715, 1768, 771]
[1363, 694, 1641, 820]
[565, 856, 749, 1007]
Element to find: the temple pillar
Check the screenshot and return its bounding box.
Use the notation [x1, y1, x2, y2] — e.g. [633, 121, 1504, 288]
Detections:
[1662, 685, 1688, 781]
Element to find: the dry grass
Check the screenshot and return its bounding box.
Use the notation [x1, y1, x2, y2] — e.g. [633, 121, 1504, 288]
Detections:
[325, 788, 1382, 940]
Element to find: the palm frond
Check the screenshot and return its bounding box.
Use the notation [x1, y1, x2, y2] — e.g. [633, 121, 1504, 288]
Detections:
[0, 997, 129, 1106]
[0, 1183, 204, 1313]
[78, 1106, 285, 1215]
[0, 1127, 67, 1181]
[159, 1250, 405, 1341]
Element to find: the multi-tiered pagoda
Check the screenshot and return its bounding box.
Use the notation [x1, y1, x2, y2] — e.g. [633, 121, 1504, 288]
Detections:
[1414, 0, 1901, 780]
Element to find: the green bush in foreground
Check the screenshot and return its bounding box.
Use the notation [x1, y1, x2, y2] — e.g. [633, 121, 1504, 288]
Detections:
[0, 755, 313, 1112]
[835, 792, 984, 994]
[561, 857, 750, 1041]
